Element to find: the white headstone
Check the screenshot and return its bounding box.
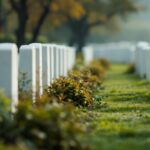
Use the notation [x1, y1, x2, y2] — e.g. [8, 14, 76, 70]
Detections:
[63, 46, 68, 77]
[58, 45, 64, 76]
[41, 44, 50, 88]
[141, 45, 150, 79]
[19, 45, 36, 102]
[145, 49, 150, 80]
[67, 47, 72, 70]
[138, 43, 149, 78]
[71, 47, 76, 68]
[53, 45, 60, 80]
[83, 46, 93, 65]
[0, 43, 18, 112]
[30, 43, 43, 97]
[49, 44, 55, 83]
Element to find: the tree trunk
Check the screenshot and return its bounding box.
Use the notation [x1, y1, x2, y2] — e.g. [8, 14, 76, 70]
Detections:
[77, 34, 86, 52]
[0, 0, 3, 32]
[0, 0, 7, 34]
[11, 0, 29, 50]
[31, 6, 49, 43]
[68, 34, 76, 47]
[67, 15, 90, 52]
[16, 12, 28, 49]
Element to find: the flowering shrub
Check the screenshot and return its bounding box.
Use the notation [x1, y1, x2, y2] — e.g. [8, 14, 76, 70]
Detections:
[69, 70, 102, 92]
[125, 64, 135, 74]
[98, 58, 110, 69]
[46, 77, 93, 107]
[45, 59, 107, 108]
[84, 65, 105, 79]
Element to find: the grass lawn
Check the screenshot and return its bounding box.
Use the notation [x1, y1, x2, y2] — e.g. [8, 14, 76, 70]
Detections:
[87, 64, 150, 150]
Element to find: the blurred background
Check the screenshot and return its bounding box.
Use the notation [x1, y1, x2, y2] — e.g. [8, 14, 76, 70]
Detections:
[0, 0, 149, 51]
[91, 0, 150, 43]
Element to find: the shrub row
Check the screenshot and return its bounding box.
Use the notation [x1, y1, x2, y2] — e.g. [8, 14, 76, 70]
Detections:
[44, 58, 110, 108]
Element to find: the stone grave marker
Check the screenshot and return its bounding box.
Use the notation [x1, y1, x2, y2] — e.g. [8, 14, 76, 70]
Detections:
[19, 45, 36, 102]
[41, 44, 50, 88]
[30, 43, 43, 97]
[0, 43, 18, 112]
[53, 45, 60, 80]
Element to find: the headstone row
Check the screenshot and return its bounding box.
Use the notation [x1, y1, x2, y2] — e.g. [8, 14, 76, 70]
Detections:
[83, 42, 136, 64]
[0, 43, 76, 112]
[83, 41, 150, 82]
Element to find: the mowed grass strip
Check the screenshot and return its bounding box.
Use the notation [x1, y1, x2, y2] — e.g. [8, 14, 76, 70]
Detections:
[88, 64, 150, 150]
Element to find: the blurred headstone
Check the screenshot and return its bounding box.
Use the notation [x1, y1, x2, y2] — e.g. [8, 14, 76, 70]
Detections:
[19, 45, 36, 102]
[30, 43, 43, 97]
[0, 43, 18, 112]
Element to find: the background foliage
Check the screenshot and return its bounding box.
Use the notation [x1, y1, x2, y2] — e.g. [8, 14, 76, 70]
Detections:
[0, 0, 141, 51]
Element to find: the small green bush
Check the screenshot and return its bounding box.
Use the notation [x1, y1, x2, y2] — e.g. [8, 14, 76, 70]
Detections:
[69, 70, 102, 92]
[125, 64, 135, 74]
[71, 59, 106, 91]
[86, 59, 110, 79]
[90, 59, 110, 72]
[84, 65, 105, 79]
[98, 58, 110, 70]
[46, 77, 93, 107]
[0, 93, 11, 113]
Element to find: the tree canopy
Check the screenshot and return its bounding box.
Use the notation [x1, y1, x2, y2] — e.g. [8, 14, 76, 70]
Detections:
[0, 0, 141, 50]
[0, 0, 84, 47]
[67, 0, 140, 51]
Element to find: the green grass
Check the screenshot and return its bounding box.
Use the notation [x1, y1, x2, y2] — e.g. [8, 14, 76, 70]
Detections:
[86, 64, 150, 150]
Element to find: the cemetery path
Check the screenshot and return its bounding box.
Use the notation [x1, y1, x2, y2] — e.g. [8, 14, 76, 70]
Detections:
[88, 64, 150, 150]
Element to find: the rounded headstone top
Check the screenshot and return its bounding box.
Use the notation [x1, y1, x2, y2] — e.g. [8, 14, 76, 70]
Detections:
[142, 46, 150, 51]
[30, 43, 42, 49]
[42, 43, 50, 46]
[137, 42, 149, 49]
[30, 43, 41, 45]
[48, 44, 58, 50]
[0, 43, 18, 51]
[20, 45, 35, 51]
